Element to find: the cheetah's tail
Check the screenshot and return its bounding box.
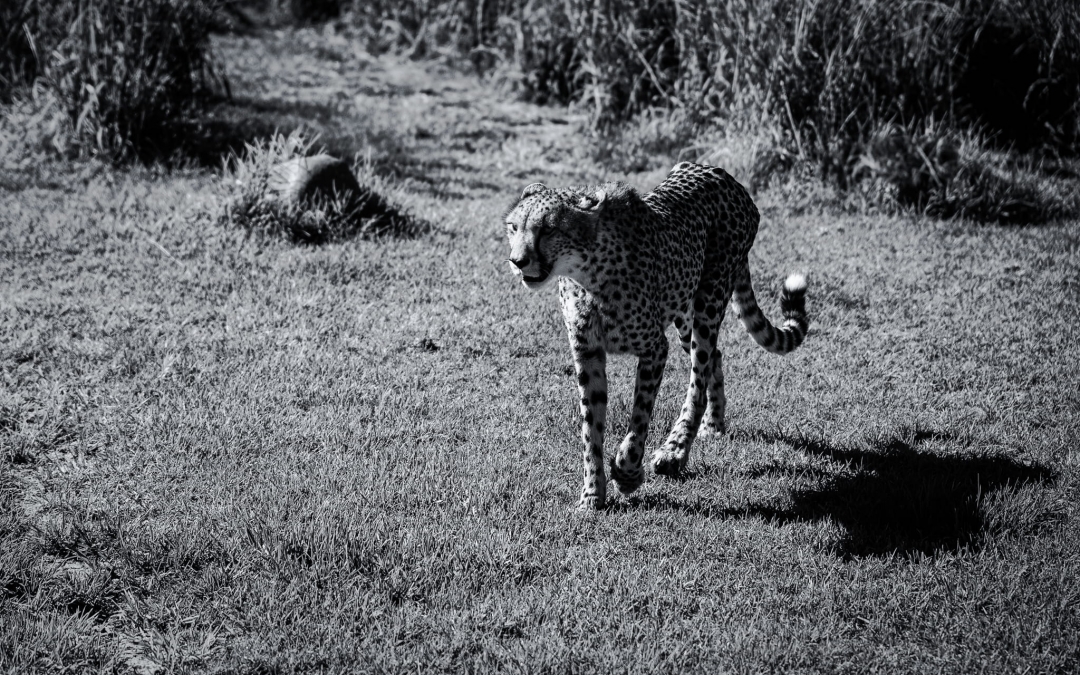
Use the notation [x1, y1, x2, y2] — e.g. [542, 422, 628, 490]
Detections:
[730, 263, 809, 355]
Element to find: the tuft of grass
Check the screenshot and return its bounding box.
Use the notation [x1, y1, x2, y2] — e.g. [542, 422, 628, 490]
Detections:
[220, 130, 425, 243]
[0, 83, 72, 179]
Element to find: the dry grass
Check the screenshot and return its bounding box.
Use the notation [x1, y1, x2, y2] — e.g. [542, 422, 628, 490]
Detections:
[2, 0, 224, 162]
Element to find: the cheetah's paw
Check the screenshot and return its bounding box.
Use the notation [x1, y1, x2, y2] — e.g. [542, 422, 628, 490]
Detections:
[609, 459, 644, 494]
[577, 494, 607, 511]
[651, 448, 687, 477]
[700, 418, 727, 437]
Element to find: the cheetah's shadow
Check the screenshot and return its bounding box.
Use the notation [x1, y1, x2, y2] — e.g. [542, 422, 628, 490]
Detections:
[620, 429, 1059, 559]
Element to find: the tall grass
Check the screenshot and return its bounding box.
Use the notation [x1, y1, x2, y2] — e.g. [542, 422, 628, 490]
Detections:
[353, 0, 1080, 219]
[2, 0, 223, 162]
[0, 1, 73, 102]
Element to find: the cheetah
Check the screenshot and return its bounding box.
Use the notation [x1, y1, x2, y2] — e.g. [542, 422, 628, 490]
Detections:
[505, 162, 809, 510]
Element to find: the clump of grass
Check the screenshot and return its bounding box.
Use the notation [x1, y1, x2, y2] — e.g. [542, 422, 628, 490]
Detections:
[591, 107, 701, 173]
[220, 130, 423, 243]
[0, 83, 72, 172]
[0, 0, 70, 102]
[928, 151, 1078, 225]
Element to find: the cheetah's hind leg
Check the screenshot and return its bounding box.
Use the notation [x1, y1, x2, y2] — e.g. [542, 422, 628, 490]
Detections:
[701, 295, 729, 435]
[700, 351, 727, 436]
[652, 301, 720, 476]
[676, 310, 726, 436]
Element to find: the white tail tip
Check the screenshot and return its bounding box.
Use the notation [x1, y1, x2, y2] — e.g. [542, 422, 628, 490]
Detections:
[784, 274, 807, 293]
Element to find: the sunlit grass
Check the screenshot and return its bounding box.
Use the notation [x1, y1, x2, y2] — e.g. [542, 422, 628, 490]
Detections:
[2, 156, 1078, 672]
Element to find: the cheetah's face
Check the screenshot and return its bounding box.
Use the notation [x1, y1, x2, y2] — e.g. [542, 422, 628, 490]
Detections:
[505, 183, 604, 290]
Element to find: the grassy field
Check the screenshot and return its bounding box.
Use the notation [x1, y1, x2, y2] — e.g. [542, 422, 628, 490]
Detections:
[3, 28, 1079, 674]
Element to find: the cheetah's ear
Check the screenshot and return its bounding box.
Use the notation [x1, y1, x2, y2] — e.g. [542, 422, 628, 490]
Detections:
[521, 183, 547, 199]
[576, 189, 606, 211]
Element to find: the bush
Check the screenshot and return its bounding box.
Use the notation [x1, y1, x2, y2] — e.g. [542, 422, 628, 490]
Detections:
[48, 0, 224, 162]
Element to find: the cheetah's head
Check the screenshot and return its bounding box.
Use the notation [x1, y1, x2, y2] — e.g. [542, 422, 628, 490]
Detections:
[504, 183, 605, 290]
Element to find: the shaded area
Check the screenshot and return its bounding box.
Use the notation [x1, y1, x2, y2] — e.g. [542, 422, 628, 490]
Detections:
[173, 95, 363, 168]
[627, 429, 1058, 559]
[173, 91, 508, 200]
[753, 430, 1058, 558]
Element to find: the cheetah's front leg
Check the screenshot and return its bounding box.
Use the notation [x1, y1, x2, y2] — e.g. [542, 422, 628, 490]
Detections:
[610, 340, 667, 494]
[571, 344, 608, 510]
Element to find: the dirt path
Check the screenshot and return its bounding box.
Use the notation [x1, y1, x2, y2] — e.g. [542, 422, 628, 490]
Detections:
[206, 28, 602, 201]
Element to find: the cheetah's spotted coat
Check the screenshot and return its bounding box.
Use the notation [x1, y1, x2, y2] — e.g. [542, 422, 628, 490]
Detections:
[505, 162, 809, 509]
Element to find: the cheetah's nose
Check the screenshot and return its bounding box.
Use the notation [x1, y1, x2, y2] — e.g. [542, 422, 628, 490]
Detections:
[509, 256, 530, 269]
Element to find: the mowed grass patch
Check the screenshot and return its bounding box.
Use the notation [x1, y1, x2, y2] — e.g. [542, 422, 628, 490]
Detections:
[2, 160, 1079, 674]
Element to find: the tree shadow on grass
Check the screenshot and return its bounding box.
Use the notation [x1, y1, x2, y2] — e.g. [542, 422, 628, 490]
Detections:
[626, 429, 1059, 559]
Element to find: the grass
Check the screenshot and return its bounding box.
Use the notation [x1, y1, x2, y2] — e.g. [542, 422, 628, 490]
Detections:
[352, 0, 1080, 220]
[2, 25, 1079, 674]
[220, 130, 424, 243]
[9, 0, 1079, 217]
[3, 0, 224, 162]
